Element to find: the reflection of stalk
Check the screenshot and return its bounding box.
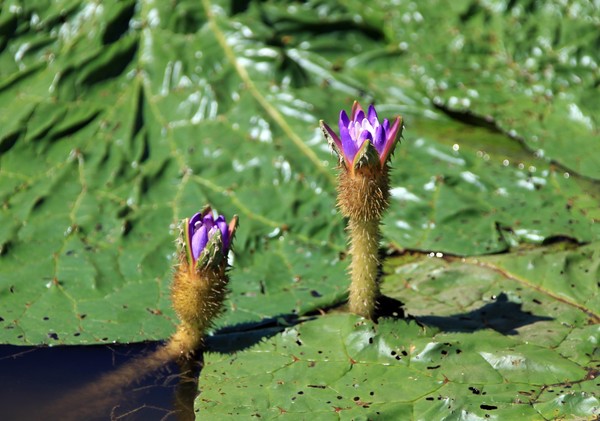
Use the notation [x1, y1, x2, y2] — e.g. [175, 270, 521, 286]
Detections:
[40, 335, 196, 420]
[348, 218, 381, 319]
[174, 354, 203, 421]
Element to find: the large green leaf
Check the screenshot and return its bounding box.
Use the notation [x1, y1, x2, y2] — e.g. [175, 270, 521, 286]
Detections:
[1, 0, 598, 420]
[2, 0, 598, 346]
[0, 0, 350, 345]
[198, 242, 599, 418]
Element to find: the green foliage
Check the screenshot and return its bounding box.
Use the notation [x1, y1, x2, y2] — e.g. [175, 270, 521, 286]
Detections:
[0, 0, 598, 419]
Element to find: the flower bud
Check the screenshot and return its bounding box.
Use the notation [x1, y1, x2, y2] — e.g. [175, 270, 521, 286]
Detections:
[320, 101, 403, 221]
[171, 206, 238, 351]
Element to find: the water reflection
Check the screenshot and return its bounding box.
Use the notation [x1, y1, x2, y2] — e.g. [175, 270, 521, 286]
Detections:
[0, 342, 200, 421]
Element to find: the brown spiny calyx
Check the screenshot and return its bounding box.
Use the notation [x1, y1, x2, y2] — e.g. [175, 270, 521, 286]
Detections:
[337, 163, 391, 221]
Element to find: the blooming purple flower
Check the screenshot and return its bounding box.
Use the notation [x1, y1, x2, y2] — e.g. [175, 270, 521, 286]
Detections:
[320, 101, 402, 170]
[184, 207, 236, 268]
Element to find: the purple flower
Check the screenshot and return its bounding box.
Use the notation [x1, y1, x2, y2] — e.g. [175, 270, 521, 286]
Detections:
[320, 101, 402, 170]
[184, 207, 236, 267]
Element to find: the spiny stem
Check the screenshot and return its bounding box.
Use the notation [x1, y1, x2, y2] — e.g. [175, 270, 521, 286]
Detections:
[348, 217, 381, 319]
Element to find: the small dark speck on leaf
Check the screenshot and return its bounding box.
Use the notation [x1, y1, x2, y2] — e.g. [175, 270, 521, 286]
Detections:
[401, 350, 408, 356]
[102, 337, 108, 341]
[368, 337, 373, 344]
[353, 396, 360, 401]
[10, 286, 15, 293]
[456, 349, 462, 354]
[297, 391, 304, 395]
[73, 332, 80, 337]
[370, 391, 374, 396]
[48, 332, 59, 340]
[66, 250, 75, 256]
[78, 314, 87, 319]
[43, 316, 49, 321]
[0, 317, 3, 322]
[532, 299, 542, 304]
[427, 365, 441, 370]
[337, 396, 343, 400]
[480, 404, 497, 410]
[441, 350, 448, 355]
[259, 280, 266, 294]
[426, 397, 434, 401]
[295, 339, 302, 346]
[308, 385, 326, 389]
[310, 290, 322, 297]
[469, 387, 481, 395]
[146, 308, 162, 315]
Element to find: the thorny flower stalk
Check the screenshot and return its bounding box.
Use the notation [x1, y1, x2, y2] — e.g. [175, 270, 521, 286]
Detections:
[45, 207, 238, 420]
[321, 101, 403, 319]
[171, 206, 238, 354]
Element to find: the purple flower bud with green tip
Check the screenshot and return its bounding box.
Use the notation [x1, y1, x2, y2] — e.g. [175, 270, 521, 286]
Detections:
[320, 101, 403, 172]
[183, 206, 237, 269]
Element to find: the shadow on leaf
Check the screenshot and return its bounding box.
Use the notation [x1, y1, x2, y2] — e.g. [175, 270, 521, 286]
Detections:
[414, 293, 553, 335]
[207, 313, 311, 354]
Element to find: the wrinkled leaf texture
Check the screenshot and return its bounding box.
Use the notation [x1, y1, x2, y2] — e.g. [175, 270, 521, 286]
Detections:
[0, 0, 598, 419]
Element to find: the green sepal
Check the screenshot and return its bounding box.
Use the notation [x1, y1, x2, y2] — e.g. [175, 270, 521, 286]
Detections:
[182, 217, 194, 267]
[319, 120, 346, 166]
[196, 229, 225, 270]
[351, 138, 381, 173]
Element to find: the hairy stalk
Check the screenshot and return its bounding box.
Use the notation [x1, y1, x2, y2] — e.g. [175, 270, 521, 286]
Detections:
[348, 218, 381, 319]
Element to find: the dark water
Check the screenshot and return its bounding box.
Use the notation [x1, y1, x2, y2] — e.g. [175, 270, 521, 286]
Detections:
[0, 342, 199, 421]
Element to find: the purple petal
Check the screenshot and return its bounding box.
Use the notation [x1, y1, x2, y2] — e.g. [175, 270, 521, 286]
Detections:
[339, 110, 350, 131]
[379, 116, 402, 165]
[340, 121, 358, 162]
[215, 215, 229, 250]
[354, 110, 365, 125]
[202, 214, 215, 232]
[188, 212, 203, 244]
[350, 101, 363, 120]
[358, 129, 372, 149]
[382, 118, 390, 132]
[191, 225, 208, 260]
[372, 125, 386, 155]
[367, 105, 379, 126]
